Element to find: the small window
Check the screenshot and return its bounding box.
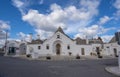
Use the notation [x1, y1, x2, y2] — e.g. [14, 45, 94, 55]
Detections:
[81, 48, 85, 55]
[24, 48, 26, 50]
[57, 35, 60, 38]
[67, 45, 70, 50]
[46, 45, 49, 50]
[38, 46, 41, 49]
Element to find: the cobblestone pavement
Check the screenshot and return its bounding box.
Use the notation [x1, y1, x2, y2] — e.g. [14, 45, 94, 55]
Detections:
[0, 56, 119, 77]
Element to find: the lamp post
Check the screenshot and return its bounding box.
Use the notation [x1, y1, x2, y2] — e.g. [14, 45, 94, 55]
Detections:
[4, 30, 8, 56]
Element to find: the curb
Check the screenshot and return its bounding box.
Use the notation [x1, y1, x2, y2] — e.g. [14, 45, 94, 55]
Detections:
[105, 66, 120, 76]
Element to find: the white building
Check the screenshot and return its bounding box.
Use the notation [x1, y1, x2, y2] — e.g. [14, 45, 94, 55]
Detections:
[26, 27, 106, 58]
[5, 27, 120, 59]
[5, 40, 27, 56]
[103, 37, 120, 57]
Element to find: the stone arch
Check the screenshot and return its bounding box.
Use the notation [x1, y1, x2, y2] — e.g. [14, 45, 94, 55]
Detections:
[7, 41, 18, 55]
[56, 43, 61, 55]
[53, 40, 62, 55]
[113, 48, 117, 57]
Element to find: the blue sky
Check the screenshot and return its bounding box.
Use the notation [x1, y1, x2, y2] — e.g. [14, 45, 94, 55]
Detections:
[0, 0, 120, 45]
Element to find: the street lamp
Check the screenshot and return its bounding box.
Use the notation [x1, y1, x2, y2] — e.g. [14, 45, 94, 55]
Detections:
[4, 30, 8, 56]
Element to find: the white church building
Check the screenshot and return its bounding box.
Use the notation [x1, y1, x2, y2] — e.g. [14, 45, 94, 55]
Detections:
[26, 27, 119, 58]
[5, 27, 120, 59]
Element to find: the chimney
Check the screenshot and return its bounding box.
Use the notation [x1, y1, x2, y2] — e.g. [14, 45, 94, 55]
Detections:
[86, 35, 89, 44]
[37, 34, 40, 40]
[29, 33, 33, 42]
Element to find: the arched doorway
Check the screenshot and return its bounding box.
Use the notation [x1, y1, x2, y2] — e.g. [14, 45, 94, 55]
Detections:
[8, 43, 16, 55]
[113, 48, 117, 57]
[8, 47, 16, 55]
[56, 43, 61, 55]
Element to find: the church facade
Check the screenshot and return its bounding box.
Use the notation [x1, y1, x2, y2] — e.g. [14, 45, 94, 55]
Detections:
[26, 27, 105, 58]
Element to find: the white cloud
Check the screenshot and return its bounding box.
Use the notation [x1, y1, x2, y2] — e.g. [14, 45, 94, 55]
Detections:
[0, 20, 10, 40]
[114, 10, 120, 20]
[99, 16, 111, 25]
[39, 0, 44, 4]
[0, 40, 5, 46]
[78, 25, 100, 37]
[101, 35, 114, 43]
[24, 34, 32, 42]
[113, 0, 120, 20]
[0, 31, 6, 39]
[74, 33, 86, 39]
[80, 0, 99, 16]
[17, 32, 32, 42]
[12, 0, 29, 15]
[12, 0, 117, 43]
[0, 20, 10, 30]
[100, 27, 116, 34]
[22, 0, 100, 39]
[74, 25, 98, 39]
[74, 32, 114, 43]
[35, 29, 54, 39]
[75, 24, 116, 40]
[12, 0, 24, 8]
[17, 32, 26, 38]
[114, 0, 120, 9]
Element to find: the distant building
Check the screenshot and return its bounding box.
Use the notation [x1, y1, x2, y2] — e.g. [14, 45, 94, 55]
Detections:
[115, 32, 120, 45]
[5, 40, 27, 55]
[103, 33, 120, 57]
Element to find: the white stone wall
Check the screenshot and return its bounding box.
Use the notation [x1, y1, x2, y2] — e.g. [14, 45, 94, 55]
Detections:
[91, 44, 102, 55]
[26, 32, 94, 57]
[73, 45, 92, 56]
[103, 42, 120, 56]
[103, 43, 111, 56]
[5, 40, 27, 56]
[6, 41, 19, 55]
[42, 32, 76, 56]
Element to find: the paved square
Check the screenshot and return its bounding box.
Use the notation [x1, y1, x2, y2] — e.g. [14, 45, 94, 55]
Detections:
[0, 56, 119, 77]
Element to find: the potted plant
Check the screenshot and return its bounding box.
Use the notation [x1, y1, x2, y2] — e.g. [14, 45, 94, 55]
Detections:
[26, 54, 31, 57]
[69, 52, 72, 56]
[76, 54, 80, 59]
[46, 54, 51, 60]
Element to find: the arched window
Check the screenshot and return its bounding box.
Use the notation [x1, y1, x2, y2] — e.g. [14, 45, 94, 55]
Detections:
[67, 45, 70, 50]
[81, 48, 85, 55]
[57, 35, 60, 38]
[38, 46, 41, 50]
[46, 45, 49, 50]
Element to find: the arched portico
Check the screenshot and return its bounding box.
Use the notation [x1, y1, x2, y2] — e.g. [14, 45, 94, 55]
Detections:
[53, 40, 62, 55]
[7, 42, 18, 55]
[56, 43, 61, 55]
